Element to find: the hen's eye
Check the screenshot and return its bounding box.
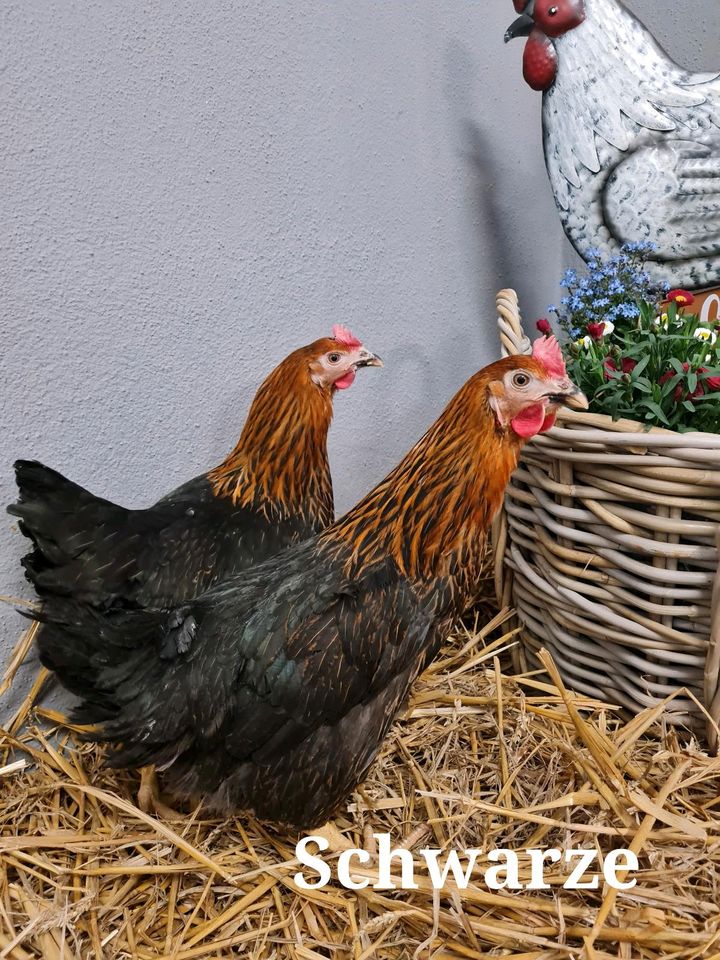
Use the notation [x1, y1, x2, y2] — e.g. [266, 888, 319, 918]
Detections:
[513, 372, 531, 388]
[548, 5, 559, 14]
[328, 353, 341, 364]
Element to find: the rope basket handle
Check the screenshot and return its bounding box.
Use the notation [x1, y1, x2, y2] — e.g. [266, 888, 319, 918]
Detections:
[492, 290, 526, 645]
[497, 289, 532, 359]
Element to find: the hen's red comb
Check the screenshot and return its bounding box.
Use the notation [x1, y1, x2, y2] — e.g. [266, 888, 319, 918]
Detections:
[332, 324, 362, 348]
[532, 335, 567, 378]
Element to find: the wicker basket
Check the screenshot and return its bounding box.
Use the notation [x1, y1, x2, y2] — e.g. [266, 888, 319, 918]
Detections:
[493, 289, 720, 748]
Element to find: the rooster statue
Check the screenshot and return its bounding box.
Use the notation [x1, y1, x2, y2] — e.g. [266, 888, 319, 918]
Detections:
[505, 0, 720, 290]
[29, 338, 586, 829]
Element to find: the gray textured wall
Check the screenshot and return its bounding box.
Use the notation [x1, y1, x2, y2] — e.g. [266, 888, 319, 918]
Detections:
[2, 0, 718, 715]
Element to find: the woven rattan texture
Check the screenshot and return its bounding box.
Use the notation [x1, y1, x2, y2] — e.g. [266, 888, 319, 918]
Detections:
[493, 290, 720, 743]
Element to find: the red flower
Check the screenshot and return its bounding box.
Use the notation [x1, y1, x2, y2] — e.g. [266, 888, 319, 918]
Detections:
[667, 289, 695, 307]
[699, 367, 720, 391]
[586, 323, 605, 341]
[536, 318, 552, 336]
[604, 357, 637, 379]
[660, 362, 705, 402]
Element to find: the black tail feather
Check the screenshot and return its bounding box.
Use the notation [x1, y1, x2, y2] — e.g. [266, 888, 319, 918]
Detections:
[8, 459, 133, 604]
[29, 595, 171, 719]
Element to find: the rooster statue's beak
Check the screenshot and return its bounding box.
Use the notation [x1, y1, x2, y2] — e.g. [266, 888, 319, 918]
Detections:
[505, 0, 535, 42]
[505, 13, 534, 42]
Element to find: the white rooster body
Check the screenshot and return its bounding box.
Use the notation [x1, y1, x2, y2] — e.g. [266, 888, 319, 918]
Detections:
[509, 0, 720, 289]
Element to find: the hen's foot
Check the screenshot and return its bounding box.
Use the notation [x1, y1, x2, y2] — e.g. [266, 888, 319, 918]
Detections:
[137, 766, 184, 819]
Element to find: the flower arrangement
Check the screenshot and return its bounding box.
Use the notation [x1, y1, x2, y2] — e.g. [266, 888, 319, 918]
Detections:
[541, 244, 720, 433]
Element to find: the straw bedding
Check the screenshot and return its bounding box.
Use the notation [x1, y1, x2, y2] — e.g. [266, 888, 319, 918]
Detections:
[2, 599, 720, 959]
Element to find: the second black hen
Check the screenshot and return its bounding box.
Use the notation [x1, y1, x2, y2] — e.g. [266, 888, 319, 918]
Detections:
[8, 326, 381, 613]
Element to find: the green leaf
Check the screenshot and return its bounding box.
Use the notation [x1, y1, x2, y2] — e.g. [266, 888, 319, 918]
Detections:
[639, 400, 671, 426]
[631, 355, 650, 378]
[669, 358, 685, 375]
[659, 374, 682, 399]
[632, 379, 653, 394]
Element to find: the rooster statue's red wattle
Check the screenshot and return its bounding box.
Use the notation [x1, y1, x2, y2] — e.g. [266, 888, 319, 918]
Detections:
[506, 0, 720, 291]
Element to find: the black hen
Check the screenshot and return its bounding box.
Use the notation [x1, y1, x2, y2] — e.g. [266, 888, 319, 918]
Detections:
[8, 327, 381, 611]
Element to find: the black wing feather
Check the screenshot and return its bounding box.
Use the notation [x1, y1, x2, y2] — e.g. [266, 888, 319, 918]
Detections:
[37, 543, 441, 827]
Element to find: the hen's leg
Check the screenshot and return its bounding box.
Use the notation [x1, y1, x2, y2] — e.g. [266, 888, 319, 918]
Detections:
[137, 766, 182, 819]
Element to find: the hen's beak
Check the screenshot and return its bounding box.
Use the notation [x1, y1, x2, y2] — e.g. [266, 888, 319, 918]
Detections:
[356, 349, 383, 369]
[548, 385, 589, 410]
[505, 12, 535, 42]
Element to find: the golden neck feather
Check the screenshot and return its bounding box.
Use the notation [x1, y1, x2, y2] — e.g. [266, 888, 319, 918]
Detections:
[328, 373, 522, 590]
[207, 348, 335, 528]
